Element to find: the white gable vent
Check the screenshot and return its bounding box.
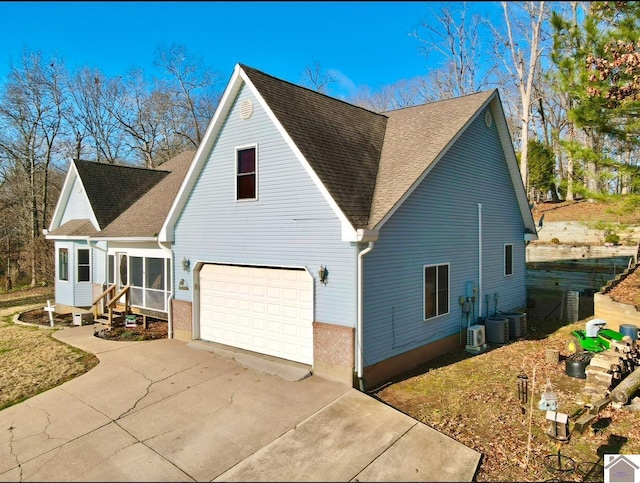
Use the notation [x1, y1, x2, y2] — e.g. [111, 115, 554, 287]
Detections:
[240, 99, 253, 120]
[484, 110, 492, 127]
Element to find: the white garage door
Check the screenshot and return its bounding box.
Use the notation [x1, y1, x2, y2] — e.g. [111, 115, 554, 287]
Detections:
[199, 264, 313, 364]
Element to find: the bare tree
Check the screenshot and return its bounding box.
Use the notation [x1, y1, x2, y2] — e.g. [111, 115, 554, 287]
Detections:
[301, 61, 337, 94]
[0, 50, 66, 285]
[490, 1, 548, 198]
[411, 2, 497, 99]
[68, 68, 127, 163]
[153, 44, 221, 148]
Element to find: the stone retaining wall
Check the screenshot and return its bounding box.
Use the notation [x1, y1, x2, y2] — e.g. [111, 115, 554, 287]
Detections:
[593, 292, 640, 333]
[534, 221, 640, 245]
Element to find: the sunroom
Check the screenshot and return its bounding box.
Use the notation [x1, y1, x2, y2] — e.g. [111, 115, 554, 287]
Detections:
[103, 247, 172, 316]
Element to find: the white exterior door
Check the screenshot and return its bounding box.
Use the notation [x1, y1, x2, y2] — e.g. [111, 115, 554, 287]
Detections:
[199, 264, 313, 364]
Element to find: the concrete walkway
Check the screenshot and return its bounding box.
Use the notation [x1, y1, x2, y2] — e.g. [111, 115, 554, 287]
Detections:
[0, 324, 480, 482]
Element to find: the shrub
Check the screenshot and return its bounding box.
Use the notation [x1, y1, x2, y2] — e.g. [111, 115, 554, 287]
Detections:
[551, 237, 560, 245]
[605, 232, 620, 244]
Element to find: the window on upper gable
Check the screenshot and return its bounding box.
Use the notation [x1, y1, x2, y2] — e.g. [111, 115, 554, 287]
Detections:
[59, 248, 68, 282]
[236, 146, 257, 200]
[424, 263, 449, 320]
[77, 248, 90, 282]
[505, 244, 513, 276]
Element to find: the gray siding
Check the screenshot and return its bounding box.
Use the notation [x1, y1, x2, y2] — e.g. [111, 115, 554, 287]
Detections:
[363, 107, 527, 365]
[60, 176, 94, 225]
[173, 84, 357, 327]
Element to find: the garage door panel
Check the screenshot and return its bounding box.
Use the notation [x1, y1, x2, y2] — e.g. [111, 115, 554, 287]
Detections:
[199, 265, 313, 364]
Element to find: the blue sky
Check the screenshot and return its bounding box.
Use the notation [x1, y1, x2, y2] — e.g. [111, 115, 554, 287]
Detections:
[0, 1, 502, 97]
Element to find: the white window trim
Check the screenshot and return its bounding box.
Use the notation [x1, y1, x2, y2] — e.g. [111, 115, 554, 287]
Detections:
[235, 143, 258, 202]
[504, 243, 514, 277]
[76, 247, 91, 283]
[423, 263, 450, 321]
[58, 247, 69, 283]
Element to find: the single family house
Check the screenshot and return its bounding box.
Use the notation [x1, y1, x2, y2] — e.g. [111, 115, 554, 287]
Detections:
[160, 64, 537, 389]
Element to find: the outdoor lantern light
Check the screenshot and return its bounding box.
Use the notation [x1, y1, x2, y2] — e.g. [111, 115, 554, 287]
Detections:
[318, 265, 328, 285]
[517, 371, 529, 404]
[182, 257, 191, 272]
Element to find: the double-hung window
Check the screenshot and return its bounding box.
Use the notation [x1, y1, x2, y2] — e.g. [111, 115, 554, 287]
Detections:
[58, 248, 68, 281]
[77, 248, 90, 282]
[424, 263, 449, 320]
[504, 244, 513, 276]
[236, 146, 257, 200]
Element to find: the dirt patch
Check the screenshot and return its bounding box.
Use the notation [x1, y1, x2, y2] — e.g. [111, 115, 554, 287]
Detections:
[94, 318, 168, 341]
[373, 319, 640, 482]
[532, 199, 640, 224]
[17, 308, 75, 327]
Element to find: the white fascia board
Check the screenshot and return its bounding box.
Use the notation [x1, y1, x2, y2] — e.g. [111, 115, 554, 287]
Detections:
[45, 235, 90, 241]
[159, 65, 244, 243]
[524, 233, 539, 242]
[341, 224, 379, 242]
[238, 68, 357, 242]
[88, 236, 159, 242]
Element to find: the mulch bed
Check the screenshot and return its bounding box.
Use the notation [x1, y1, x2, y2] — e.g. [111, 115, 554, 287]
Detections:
[17, 308, 168, 341]
[17, 308, 75, 327]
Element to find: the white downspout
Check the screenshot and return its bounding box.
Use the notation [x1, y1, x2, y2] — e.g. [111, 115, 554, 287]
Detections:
[478, 204, 483, 321]
[356, 241, 375, 389]
[158, 240, 174, 339]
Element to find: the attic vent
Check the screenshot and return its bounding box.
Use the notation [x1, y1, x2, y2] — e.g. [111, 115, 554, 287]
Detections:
[484, 110, 493, 127]
[240, 99, 253, 120]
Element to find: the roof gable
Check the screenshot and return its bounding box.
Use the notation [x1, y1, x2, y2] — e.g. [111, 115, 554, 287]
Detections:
[369, 90, 497, 229]
[239, 65, 387, 228]
[74, 160, 169, 229]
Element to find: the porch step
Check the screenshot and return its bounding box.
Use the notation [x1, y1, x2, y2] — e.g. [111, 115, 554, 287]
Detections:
[94, 312, 126, 328]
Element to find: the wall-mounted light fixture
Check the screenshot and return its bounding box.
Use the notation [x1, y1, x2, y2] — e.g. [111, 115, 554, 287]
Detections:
[318, 265, 329, 286]
[182, 257, 191, 272]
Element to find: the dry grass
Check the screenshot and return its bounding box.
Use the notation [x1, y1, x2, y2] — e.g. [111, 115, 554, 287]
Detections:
[374, 318, 640, 482]
[0, 287, 99, 410]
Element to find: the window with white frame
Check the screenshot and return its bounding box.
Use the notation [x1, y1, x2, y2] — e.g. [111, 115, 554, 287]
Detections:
[107, 254, 115, 285]
[77, 248, 90, 282]
[505, 244, 513, 276]
[424, 263, 449, 320]
[58, 248, 68, 281]
[236, 145, 257, 200]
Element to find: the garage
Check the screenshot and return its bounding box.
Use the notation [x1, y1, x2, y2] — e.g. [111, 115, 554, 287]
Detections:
[198, 264, 314, 364]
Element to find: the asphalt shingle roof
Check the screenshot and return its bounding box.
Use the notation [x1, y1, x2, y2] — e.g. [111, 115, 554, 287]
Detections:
[240, 64, 496, 230]
[46, 219, 98, 237]
[368, 90, 495, 229]
[74, 160, 169, 229]
[98, 150, 195, 237]
[241, 64, 387, 228]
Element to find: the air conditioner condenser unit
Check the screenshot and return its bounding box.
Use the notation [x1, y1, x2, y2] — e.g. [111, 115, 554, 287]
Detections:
[466, 325, 488, 353]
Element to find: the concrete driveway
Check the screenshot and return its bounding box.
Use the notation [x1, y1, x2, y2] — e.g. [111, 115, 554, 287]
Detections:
[0, 325, 480, 482]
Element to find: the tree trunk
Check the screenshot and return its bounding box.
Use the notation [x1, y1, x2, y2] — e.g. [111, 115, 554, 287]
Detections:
[610, 365, 640, 405]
